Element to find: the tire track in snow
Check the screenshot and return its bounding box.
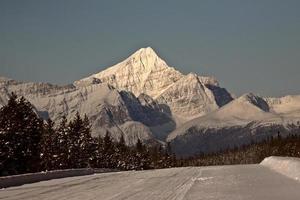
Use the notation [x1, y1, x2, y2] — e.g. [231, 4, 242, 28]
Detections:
[166, 169, 202, 200]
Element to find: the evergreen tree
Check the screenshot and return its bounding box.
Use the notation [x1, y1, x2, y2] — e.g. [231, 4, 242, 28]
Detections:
[67, 112, 93, 168]
[163, 142, 175, 168]
[90, 136, 104, 168]
[0, 93, 18, 175]
[148, 145, 162, 169]
[117, 134, 126, 152]
[136, 138, 144, 153]
[40, 119, 57, 171]
[115, 134, 128, 169]
[67, 113, 81, 168]
[80, 114, 93, 167]
[56, 116, 69, 169]
[133, 139, 151, 170]
[102, 132, 115, 168]
[0, 94, 43, 175]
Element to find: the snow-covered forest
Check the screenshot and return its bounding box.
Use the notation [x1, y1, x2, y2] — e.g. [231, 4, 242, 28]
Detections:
[0, 93, 176, 176]
[179, 134, 300, 167]
[1, 93, 300, 177]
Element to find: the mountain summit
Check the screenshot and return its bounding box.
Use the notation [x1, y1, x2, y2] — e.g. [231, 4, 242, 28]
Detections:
[74, 47, 183, 98]
[74, 47, 233, 123]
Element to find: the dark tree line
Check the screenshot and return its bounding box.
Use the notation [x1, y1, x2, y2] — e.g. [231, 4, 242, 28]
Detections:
[0, 94, 175, 176]
[178, 133, 300, 167]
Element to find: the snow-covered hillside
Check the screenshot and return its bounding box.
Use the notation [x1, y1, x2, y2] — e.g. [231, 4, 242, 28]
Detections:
[167, 93, 300, 156]
[266, 95, 300, 119]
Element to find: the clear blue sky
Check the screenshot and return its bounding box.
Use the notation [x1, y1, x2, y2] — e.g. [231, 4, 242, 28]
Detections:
[1, 0, 300, 97]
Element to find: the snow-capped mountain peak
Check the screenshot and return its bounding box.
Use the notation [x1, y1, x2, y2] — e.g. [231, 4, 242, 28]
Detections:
[74, 47, 233, 123]
[129, 46, 161, 64]
[74, 47, 184, 97]
[102, 46, 168, 73]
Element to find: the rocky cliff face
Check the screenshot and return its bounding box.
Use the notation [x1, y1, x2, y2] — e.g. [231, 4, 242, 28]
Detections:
[156, 73, 220, 122]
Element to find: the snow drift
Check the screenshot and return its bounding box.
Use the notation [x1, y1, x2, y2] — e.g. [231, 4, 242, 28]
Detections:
[261, 156, 300, 182]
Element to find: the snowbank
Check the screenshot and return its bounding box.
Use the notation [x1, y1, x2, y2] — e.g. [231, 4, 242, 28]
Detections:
[0, 168, 118, 188]
[260, 156, 300, 182]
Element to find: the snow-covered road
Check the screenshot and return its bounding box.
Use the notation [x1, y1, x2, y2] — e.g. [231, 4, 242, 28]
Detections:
[1, 165, 300, 200]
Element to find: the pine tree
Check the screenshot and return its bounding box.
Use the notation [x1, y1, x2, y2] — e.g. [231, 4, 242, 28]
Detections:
[136, 139, 144, 153]
[0, 93, 43, 175]
[66, 113, 93, 168]
[91, 136, 104, 168]
[102, 132, 115, 168]
[118, 134, 126, 152]
[67, 112, 83, 168]
[164, 142, 174, 168]
[0, 93, 18, 175]
[80, 114, 93, 168]
[56, 116, 69, 169]
[133, 139, 151, 170]
[115, 134, 128, 169]
[40, 119, 56, 171]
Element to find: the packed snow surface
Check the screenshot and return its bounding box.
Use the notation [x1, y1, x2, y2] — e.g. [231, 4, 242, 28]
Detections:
[1, 163, 300, 199]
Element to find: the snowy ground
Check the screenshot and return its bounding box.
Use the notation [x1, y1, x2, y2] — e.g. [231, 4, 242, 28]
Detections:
[1, 165, 300, 200]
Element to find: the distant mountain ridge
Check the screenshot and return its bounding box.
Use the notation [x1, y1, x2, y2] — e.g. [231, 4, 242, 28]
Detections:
[168, 93, 300, 156]
[1, 47, 300, 156]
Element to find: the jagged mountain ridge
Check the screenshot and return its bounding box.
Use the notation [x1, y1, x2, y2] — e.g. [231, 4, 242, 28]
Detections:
[75, 47, 233, 123]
